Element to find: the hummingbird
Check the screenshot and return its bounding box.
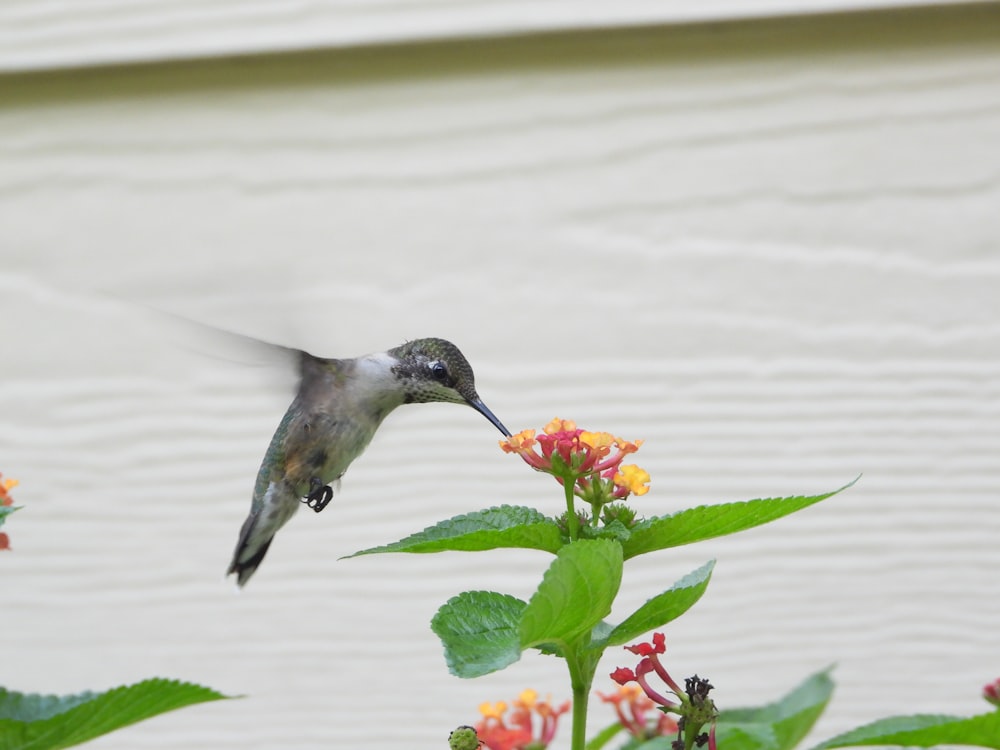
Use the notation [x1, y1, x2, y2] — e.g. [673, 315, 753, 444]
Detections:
[227, 337, 510, 586]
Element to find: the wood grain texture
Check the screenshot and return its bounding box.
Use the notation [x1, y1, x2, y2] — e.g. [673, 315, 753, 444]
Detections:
[2, 6, 999, 749]
[0, 0, 991, 73]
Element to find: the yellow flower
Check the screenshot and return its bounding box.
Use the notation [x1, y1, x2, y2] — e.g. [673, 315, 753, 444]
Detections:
[613, 465, 650, 496]
[478, 701, 508, 721]
[515, 689, 538, 709]
[579, 431, 616, 451]
[543, 418, 576, 435]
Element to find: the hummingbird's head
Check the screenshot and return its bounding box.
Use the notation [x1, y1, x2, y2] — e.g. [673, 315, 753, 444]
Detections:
[389, 338, 510, 436]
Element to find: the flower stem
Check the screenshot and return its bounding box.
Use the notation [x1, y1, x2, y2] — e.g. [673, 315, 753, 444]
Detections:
[570, 680, 589, 750]
[565, 648, 595, 750]
[563, 478, 580, 540]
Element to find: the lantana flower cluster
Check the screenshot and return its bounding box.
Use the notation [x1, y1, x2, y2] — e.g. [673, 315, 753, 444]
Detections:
[611, 633, 717, 750]
[475, 689, 570, 750]
[500, 419, 650, 527]
[0, 472, 18, 551]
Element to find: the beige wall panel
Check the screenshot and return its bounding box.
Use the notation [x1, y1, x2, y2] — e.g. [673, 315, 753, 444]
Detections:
[2, 7, 999, 749]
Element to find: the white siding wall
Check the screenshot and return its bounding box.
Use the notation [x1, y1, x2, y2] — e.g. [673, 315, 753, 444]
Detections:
[2, 5, 999, 749]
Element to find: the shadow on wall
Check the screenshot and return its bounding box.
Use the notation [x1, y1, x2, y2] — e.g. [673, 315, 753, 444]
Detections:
[2, 3, 1000, 107]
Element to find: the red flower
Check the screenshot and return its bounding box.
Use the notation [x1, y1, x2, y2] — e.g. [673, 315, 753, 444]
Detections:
[475, 690, 569, 750]
[984, 678, 1000, 708]
[610, 667, 637, 686]
[633, 658, 676, 707]
[610, 633, 718, 750]
[624, 633, 681, 696]
[625, 631, 665, 657]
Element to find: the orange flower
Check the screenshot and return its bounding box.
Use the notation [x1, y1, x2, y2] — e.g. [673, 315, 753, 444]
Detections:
[0, 473, 17, 507]
[500, 430, 549, 471]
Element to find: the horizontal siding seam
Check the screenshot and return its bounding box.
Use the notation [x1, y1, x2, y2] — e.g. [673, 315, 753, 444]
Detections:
[0, 0, 996, 77]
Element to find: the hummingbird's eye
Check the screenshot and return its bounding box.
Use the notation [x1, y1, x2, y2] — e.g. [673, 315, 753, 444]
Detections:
[430, 361, 449, 382]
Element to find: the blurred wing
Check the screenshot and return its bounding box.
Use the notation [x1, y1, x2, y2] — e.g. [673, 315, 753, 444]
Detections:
[133, 306, 303, 392]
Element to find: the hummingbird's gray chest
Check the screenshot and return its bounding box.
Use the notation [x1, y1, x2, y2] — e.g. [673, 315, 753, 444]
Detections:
[289, 406, 380, 490]
[276, 353, 404, 497]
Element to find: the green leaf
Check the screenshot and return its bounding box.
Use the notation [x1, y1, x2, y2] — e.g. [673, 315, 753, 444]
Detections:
[622, 480, 856, 560]
[581, 521, 633, 544]
[812, 711, 1000, 750]
[519, 539, 623, 649]
[629, 739, 677, 750]
[598, 560, 715, 648]
[431, 591, 526, 678]
[717, 669, 835, 750]
[0, 506, 18, 528]
[715, 722, 780, 750]
[347, 505, 563, 556]
[584, 721, 626, 750]
[0, 679, 230, 750]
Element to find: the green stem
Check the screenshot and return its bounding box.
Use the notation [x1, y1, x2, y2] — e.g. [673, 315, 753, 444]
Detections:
[571, 679, 589, 750]
[566, 650, 593, 750]
[563, 478, 580, 540]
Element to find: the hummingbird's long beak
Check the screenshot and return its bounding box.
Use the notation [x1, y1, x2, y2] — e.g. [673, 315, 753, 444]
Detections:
[467, 397, 511, 437]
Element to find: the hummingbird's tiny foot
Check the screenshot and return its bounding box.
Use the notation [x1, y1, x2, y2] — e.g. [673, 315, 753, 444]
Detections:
[304, 478, 334, 513]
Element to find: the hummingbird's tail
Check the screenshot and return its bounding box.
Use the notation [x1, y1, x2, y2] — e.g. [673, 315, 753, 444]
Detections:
[227, 483, 299, 586]
[227, 513, 274, 587]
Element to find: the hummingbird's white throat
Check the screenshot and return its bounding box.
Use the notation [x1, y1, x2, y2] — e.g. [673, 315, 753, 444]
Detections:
[352, 352, 407, 402]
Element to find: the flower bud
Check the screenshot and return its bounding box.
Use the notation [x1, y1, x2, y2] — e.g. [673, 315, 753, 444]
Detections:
[448, 725, 481, 750]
